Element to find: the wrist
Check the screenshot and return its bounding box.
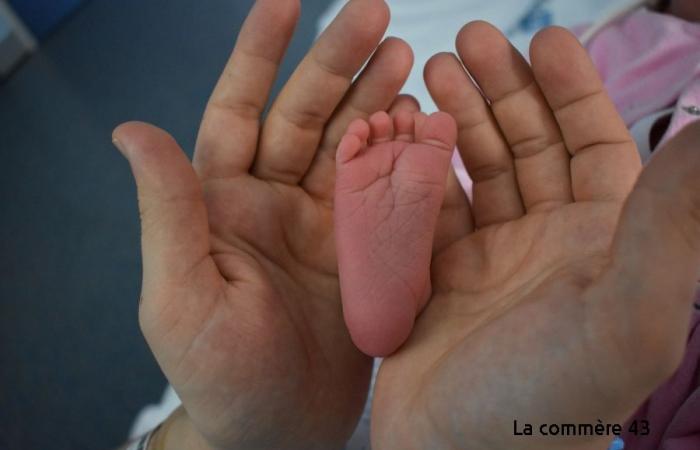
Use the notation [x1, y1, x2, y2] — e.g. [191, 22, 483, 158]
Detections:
[148, 407, 214, 450]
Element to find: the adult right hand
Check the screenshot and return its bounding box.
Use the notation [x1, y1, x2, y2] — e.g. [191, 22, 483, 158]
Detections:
[112, 1, 417, 449]
[373, 23, 700, 450]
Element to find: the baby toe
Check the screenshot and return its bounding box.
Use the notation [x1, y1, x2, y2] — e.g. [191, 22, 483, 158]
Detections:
[346, 118, 370, 144]
[415, 111, 457, 151]
[393, 110, 415, 142]
[368, 111, 394, 144]
[336, 133, 365, 164]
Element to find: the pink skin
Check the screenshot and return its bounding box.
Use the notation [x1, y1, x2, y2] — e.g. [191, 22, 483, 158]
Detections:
[334, 110, 457, 357]
[669, 0, 700, 22]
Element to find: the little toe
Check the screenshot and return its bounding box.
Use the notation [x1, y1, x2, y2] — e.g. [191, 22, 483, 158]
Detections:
[368, 111, 394, 144]
[336, 134, 365, 164]
[415, 111, 457, 152]
[393, 110, 415, 142]
[346, 118, 370, 144]
[337, 119, 370, 164]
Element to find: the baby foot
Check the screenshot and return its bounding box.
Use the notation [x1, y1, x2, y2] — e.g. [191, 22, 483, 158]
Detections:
[335, 110, 457, 356]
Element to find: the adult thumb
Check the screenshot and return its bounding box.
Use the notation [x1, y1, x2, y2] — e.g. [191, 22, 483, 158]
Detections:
[113, 122, 210, 289]
[598, 121, 700, 383]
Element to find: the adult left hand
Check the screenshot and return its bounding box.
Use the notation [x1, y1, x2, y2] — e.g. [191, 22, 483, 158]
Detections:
[113, 1, 423, 449]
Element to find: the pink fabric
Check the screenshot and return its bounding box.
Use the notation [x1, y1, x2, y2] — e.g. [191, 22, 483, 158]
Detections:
[584, 8, 700, 450]
[586, 8, 700, 130]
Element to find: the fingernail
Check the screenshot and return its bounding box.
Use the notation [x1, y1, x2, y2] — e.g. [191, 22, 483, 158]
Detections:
[112, 137, 128, 157]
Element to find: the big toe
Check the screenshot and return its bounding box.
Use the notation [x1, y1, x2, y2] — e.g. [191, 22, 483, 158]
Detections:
[415, 111, 457, 151]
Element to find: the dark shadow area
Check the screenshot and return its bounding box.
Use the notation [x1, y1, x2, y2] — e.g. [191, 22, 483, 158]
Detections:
[0, 1, 330, 448]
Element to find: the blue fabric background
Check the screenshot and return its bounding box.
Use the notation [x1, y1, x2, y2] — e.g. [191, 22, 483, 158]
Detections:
[9, 0, 87, 39]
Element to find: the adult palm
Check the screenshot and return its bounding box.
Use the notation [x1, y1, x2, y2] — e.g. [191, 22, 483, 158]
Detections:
[373, 23, 700, 450]
[113, 1, 421, 449]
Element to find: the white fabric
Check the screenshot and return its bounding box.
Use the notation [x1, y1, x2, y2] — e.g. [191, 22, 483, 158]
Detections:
[629, 108, 674, 163]
[129, 385, 180, 439]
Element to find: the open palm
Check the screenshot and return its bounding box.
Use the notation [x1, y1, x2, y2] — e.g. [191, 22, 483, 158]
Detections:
[112, 1, 424, 449]
[373, 24, 700, 450]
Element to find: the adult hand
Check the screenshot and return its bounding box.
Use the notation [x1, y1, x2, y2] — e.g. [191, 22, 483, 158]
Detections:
[373, 22, 700, 450]
[112, 1, 419, 449]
